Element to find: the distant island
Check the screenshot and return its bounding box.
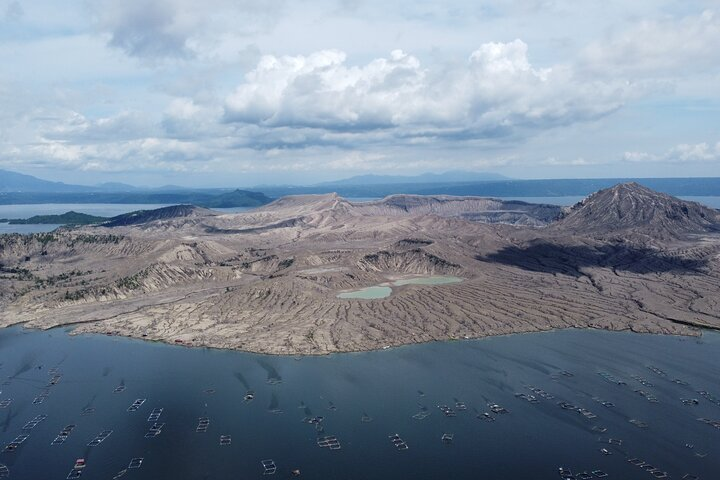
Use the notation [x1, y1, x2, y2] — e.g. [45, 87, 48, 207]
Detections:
[0, 211, 107, 225]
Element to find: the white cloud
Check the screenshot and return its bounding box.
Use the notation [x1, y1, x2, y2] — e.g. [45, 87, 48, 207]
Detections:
[43, 111, 159, 143]
[623, 141, 720, 163]
[16, 137, 209, 173]
[224, 41, 631, 145]
[541, 156, 594, 166]
[161, 98, 226, 139]
[582, 10, 720, 77]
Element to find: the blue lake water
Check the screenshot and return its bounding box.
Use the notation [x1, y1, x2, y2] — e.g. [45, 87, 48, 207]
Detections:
[0, 327, 718, 479]
[0, 224, 62, 235]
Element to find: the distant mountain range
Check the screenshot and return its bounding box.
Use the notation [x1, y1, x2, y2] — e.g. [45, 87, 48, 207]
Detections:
[1, 169, 508, 193]
[0, 169, 272, 207]
[0, 169, 207, 194]
[0, 169, 97, 193]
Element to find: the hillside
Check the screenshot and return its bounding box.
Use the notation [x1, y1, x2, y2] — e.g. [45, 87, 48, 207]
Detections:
[102, 205, 215, 227]
[555, 182, 720, 239]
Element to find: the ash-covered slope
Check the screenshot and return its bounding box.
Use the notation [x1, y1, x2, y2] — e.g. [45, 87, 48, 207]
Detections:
[255, 193, 349, 216]
[102, 205, 216, 227]
[554, 183, 720, 239]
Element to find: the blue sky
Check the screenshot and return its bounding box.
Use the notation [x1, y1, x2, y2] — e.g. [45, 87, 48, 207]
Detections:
[0, 0, 719, 187]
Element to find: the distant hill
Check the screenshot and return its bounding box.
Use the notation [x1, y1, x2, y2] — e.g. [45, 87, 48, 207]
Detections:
[1, 211, 107, 225]
[201, 189, 273, 208]
[0, 169, 96, 193]
[554, 182, 720, 239]
[101, 205, 214, 227]
[94, 182, 139, 192]
[0, 168, 273, 207]
[318, 171, 508, 186]
[0, 169, 273, 207]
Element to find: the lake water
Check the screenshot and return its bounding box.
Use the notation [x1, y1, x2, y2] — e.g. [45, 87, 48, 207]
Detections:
[338, 276, 463, 299]
[0, 326, 717, 480]
[0, 224, 62, 235]
[337, 286, 393, 299]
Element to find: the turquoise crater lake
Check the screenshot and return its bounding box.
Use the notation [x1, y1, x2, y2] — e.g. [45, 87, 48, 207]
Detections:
[337, 275, 463, 299]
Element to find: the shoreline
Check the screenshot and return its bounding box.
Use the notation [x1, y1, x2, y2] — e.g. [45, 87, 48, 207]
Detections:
[3, 319, 707, 358]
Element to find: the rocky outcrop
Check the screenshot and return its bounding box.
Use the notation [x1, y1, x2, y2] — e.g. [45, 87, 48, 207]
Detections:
[357, 249, 462, 275]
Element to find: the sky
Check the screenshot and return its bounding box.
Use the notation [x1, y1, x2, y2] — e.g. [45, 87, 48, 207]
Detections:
[0, 0, 719, 187]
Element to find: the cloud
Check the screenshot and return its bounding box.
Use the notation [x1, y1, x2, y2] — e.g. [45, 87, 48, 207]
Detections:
[161, 98, 225, 140]
[224, 41, 631, 146]
[90, 0, 285, 61]
[4, 1, 23, 21]
[43, 111, 159, 143]
[582, 10, 720, 77]
[623, 141, 720, 163]
[2, 39, 639, 178]
[15, 136, 210, 173]
[103, 1, 193, 59]
[541, 156, 595, 166]
[6, 2, 720, 183]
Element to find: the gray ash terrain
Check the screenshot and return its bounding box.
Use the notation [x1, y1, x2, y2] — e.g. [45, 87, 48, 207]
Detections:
[1, 183, 719, 354]
[555, 182, 720, 239]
